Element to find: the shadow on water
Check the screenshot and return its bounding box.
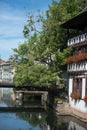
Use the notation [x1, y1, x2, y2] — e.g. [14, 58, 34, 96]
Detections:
[0, 88, 87, 130]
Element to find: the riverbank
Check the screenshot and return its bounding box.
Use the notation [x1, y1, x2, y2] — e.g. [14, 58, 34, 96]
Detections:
[55, 101, 87, 123]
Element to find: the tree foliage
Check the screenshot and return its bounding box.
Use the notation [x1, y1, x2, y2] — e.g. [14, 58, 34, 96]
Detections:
[13, 0, 84, 88]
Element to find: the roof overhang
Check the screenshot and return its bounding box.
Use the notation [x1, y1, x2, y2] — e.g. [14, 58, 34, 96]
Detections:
[61, 8, 87, 30]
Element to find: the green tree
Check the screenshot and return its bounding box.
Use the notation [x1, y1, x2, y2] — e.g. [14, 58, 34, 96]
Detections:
[13, 0, 84, 88]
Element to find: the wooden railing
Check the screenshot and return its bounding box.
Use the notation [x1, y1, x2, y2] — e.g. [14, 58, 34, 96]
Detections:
[67, 33, 87, 46]
[67, 61, 87, 72]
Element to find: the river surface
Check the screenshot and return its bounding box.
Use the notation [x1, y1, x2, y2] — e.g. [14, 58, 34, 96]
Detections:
[0, 88, 87, 130]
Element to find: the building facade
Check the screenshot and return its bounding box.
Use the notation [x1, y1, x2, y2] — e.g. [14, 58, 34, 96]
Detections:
[67, 32, 87, 119]
[0, 56, 15, 83]
[62, 5, 87, 119]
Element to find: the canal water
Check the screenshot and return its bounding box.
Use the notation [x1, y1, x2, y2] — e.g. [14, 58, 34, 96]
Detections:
[0, 88, 87, 130]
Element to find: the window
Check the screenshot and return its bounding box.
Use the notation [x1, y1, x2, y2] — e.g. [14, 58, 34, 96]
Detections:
[73, 78, 82, 96]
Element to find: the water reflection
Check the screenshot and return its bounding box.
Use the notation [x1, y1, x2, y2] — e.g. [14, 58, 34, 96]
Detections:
[0, 109, 87, 130]
[0, 112, 42, 130]
[46, 110, 87, 130]
[0, 88, 15, 107]
[16, 112, 47, 127]
[0, 88, 87, 130]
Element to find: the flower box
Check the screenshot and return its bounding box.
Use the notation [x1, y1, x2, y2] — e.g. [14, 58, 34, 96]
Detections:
[70, 92, 81, 100]
[66, 56, 73, 63]
[83, 95, 87, 103]
[74, 53, 87, 62]
[66, 53, 87, 63]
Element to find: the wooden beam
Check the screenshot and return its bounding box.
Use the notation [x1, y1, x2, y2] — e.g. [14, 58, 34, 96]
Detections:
[16, 90, 48, 94]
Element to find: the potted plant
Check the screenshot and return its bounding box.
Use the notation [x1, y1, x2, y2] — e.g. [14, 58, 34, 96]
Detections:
[70, 92, 81, 100]
[83, 95, 87, 103]
[73, 53, 87, 62]
[66, 56, 73, 63]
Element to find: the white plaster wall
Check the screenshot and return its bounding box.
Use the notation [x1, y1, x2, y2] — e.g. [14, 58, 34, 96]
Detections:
[47, 125, 50, 130]
[68, 121, 86, 130]
[69, 77, 87, 113]
[86, 61, 87, 70]
[69, 78, 73, 101]
[82, 78, 86, 98]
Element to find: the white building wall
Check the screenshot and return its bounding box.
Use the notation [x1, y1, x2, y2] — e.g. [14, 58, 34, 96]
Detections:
[69, 77, 87, 113]
[69, 78, 73, 101]
[67, 33, 87, 117]
[82, 78, 86, 99]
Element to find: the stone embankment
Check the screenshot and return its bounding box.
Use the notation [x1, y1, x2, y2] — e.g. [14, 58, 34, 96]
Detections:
[55, 101, 72, 115]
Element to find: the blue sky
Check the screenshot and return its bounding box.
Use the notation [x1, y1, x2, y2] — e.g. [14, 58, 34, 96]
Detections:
[0, 0, 59, 61]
